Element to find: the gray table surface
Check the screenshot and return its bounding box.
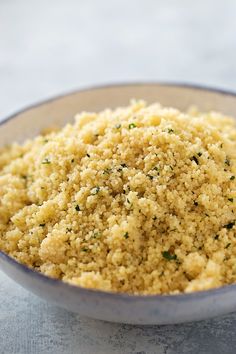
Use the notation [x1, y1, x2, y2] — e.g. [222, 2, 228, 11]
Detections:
[0, 1, 236, 353]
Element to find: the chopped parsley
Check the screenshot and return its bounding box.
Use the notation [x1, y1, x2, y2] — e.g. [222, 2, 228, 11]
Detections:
[224, 221, 235, 229]
[91, 186, 100, 195]
[194, 201, 198, 206]
[75, 205, 81, 211]
[230, 176, 235, 180]
[81, 247, 89, 252]
[147, 174, 154, 180]
[167, 128, 174, 134]
[129, 123, 136, 129]
[191, 156, 199, 165]
[66, 228, 72, 233]
[124, 232, 129, 239]
[118, 163, 127, 172]
[225, 158, 230, 166]
[225, 243, 231, 249]
[92, 232, 101, 239]
[42, 158, 51, 164]
[214, 235, 219, 240]
[39, 223, 45, 227]
[103, 168, 112, 175]
[71, 159, 75, 163]
[197, 152, 202, 157]
[228, 198, 234, 202]
[162, 251, 177, 261]
[86, 153, 90, 158]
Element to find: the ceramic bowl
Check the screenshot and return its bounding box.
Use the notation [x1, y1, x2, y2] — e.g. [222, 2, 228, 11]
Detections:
[1, 83, 236, 325]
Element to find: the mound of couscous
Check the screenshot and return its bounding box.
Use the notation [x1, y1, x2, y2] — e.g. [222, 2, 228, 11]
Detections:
[1, 101, 236, 295]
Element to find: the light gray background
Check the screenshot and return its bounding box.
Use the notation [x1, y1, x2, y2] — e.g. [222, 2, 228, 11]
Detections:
[0, 1, 236, 353]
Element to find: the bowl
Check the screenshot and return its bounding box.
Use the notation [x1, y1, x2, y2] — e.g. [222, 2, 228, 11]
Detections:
[1, 82, 236, 325]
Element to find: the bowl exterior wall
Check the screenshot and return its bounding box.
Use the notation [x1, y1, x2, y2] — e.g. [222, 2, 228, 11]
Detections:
[1, 83, 236, 324]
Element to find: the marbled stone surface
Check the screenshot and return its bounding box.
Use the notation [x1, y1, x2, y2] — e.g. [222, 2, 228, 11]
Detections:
[1, 1, 236, 353]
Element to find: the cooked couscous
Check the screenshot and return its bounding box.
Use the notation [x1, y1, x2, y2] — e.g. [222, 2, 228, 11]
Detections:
[1, 101, 236, 294]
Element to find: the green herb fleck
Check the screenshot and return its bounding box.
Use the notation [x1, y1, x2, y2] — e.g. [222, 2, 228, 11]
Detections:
[21, 175, 27, 180]
[103, 168, 112, 175]
[214, 234, 219, 240]
[42, 158, 51, 164]
[162, 251, 177, 261]
[228, 198, 234, 202]
[167, 128, 174, 134]
[86, 153, 90, 158]
[194, 201, 198, 206]
[129, 123, 136, 129]
[71, 159, 75, 163]
[230, 176, 235, 180]
[92, 232, 101, 239]
[44, 139, 49, 143]
[197, 152, 202, 157]
[224, 221, 235, 229]
[81, 247, 89, 252]
[66, 228, 72, 233]
[118, 163, 127, 172]
[75, 205, 81, 211]
[191, 156, 199, 165]
[225, 158, 230, 166]
[39, 223, 45, 227]
[124, 232, 129, 239]
[91, 186, 100, 195]
[225, 243, 231, 249]
[147, 174, 154, 180]
[153, 216, 157, 221]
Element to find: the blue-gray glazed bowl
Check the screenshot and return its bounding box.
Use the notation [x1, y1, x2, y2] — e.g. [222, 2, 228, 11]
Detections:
[1, 83, 236, 325]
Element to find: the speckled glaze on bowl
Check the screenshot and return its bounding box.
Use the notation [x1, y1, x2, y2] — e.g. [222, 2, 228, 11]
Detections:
[1, 83, 236, 325]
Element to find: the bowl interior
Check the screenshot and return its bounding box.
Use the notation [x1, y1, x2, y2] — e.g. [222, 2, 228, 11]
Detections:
[1, 83, 236, 146]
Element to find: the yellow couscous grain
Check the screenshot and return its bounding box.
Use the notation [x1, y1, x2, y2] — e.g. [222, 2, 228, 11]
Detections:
[1, 100, 236, 294]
